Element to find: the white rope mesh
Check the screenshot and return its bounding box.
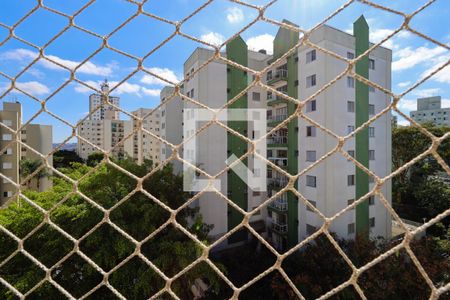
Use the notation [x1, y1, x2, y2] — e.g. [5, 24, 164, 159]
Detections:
[0, 0, 448, 299]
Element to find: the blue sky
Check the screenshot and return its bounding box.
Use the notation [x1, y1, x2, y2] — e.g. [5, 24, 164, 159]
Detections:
[0, 0, 449, 142]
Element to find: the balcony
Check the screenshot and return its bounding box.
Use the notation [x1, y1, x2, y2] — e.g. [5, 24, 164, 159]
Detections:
[267, 114, 288, 127]
[269, 198, 288, 212]
[268, 69, 288, 85]
[271, 220, 288, 234]
[267, 136, 287, 147]
[268, 177, 288, 189]
[269, 157, 288, 169]
[267, 94, 288, 106]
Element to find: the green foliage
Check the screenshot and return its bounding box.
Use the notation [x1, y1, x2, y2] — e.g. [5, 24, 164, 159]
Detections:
[0, 158, 219, 299]
[86, 152, 104, 167]
[392, 124, 450, 223]
[53, 150, 83, 169]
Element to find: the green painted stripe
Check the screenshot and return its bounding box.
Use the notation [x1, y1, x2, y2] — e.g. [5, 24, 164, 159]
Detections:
[226, 36, 248, 243]
[354, 16, 370, 237]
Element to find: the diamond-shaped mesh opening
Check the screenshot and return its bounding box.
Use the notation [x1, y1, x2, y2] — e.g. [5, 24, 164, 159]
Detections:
[142, 224, 202, 277]
[109, 256, 165, 299]
[172, 261, 233, 299]
[83, 285, 120, 300]
[52, 253, 103, 298]
[0, 252, 45, 295]
[23, 223, 73, 268]
[281, 234, 352, 299]
[80, 223, 134, 272]
[358, 248, 432, 299]
[110, 191, 170, 241]
[25, 281, 65, 299]
[210, 227, 277, 288]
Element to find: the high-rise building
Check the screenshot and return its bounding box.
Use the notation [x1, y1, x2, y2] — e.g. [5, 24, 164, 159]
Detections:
[0, 102, 53, 206]
[162, 16, 393, 251]
[410, 96, 450, 126]
[88, 80, 120, 121]
[124, 108, 162, 165]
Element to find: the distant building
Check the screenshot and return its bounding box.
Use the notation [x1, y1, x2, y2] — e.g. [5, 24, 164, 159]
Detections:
[89, 80, 120, 121]
[410, 96, 450, 126]
[159, 86, 183, 173]
[0, 102, 53, 206]
[124, 108, 162, 165]
[392, 115, 398, 128]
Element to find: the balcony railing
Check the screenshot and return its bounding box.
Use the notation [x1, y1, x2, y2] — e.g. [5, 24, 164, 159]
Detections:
[269, 198, 288, 211]
[269, 157, 288, 169]
[267, 136, 288, 145]
[271, 220, 288, 233]
[268, 177, 288, 188]
[267, 115, 287, 124]
[268, 69, 288, 84]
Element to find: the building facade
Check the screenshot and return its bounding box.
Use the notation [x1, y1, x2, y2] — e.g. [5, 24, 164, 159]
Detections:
[0, 102, 53, 206]
[89, 80, 120, 121]
[164, 16, 392, 251]
[159, 86, 183, 173]
[124, 108, 162, 165]
[410, 96, 450, 126]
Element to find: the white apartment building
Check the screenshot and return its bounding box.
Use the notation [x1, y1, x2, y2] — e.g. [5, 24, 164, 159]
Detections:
[0, 102, 53, 206]
[164, 17, 392, 251]
[124, 108, 161, 165]
[182, 46, 269, 245]
[159, 86, 183, 173]
[410, 96, 450, 126]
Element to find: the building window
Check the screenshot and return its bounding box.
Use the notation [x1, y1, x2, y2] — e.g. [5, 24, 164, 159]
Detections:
[347, 125, 355, 134]
[306, 200, 316, 212]
[266, 70, 273, 81]
[252, 92, 261, 101]
[306, 49, 316, 63]
[306, 100, 316, 112]
[306, 150, 316, 162]
[347, 52, 355, 59]
[347, 175, 355, 186]
[347, 76, 355, 88]
[5, 148, 12, 155]
[369, 217, 375, 227]
[369, 86, 375, 93]
[190, 89, 194, 98]
[2, 134, 12, 141]
[347, 199, 355, 209]
[2, 120, 12, 127]
[2, 162, 12, 170]
[253, 191, 261, 196]
[369, 127, 375, 137]
[369, 150, 375, 161]
[369, 104, 375, 115]
[347, 101, 355, 113]
[306, 175, 317, 187]
[348, 223, 355, 234]
[369, 196, 375, 205]
[306, 224, 317, 235]
[306, 74, 316, 88]
[3, 191, 12, 198]
[369, 59, 375, 70]
[347, 150, 355, 159]
[306, 126, 316, 137]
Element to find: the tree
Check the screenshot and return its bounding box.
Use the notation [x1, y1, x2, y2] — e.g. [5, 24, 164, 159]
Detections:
[86, 152, 104, 167]
[0, 158, 221, 299]
[392, 124, 450, 223]
[19, 158, 49, 190]
[53, 150, 83, 169]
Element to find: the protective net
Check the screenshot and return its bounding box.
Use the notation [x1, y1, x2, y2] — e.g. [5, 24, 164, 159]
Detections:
[0, 0, 449, 299]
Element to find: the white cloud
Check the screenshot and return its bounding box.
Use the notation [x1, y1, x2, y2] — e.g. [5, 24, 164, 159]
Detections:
[27, 68, 45, 79]
[420, 53, 450, 83]
[14, 81, 50, 96]
[370, 28, 395, 49]
[200, 32, 225, 46]
[140, 67, 180, 85]
[411, 88, 441, 98]
[0, 48, 113, 76]
[442, 98, 450, 108]
[142, 87, 161, 96]
[393, 46, 447, 72]
[397, 81, 411, 88]
[396, 98, 417, 111]
[226, 7, 244, 24]
[397, 119, 410, 126]
[246, 34, 275, 55]
[74, 80, 159, 97]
